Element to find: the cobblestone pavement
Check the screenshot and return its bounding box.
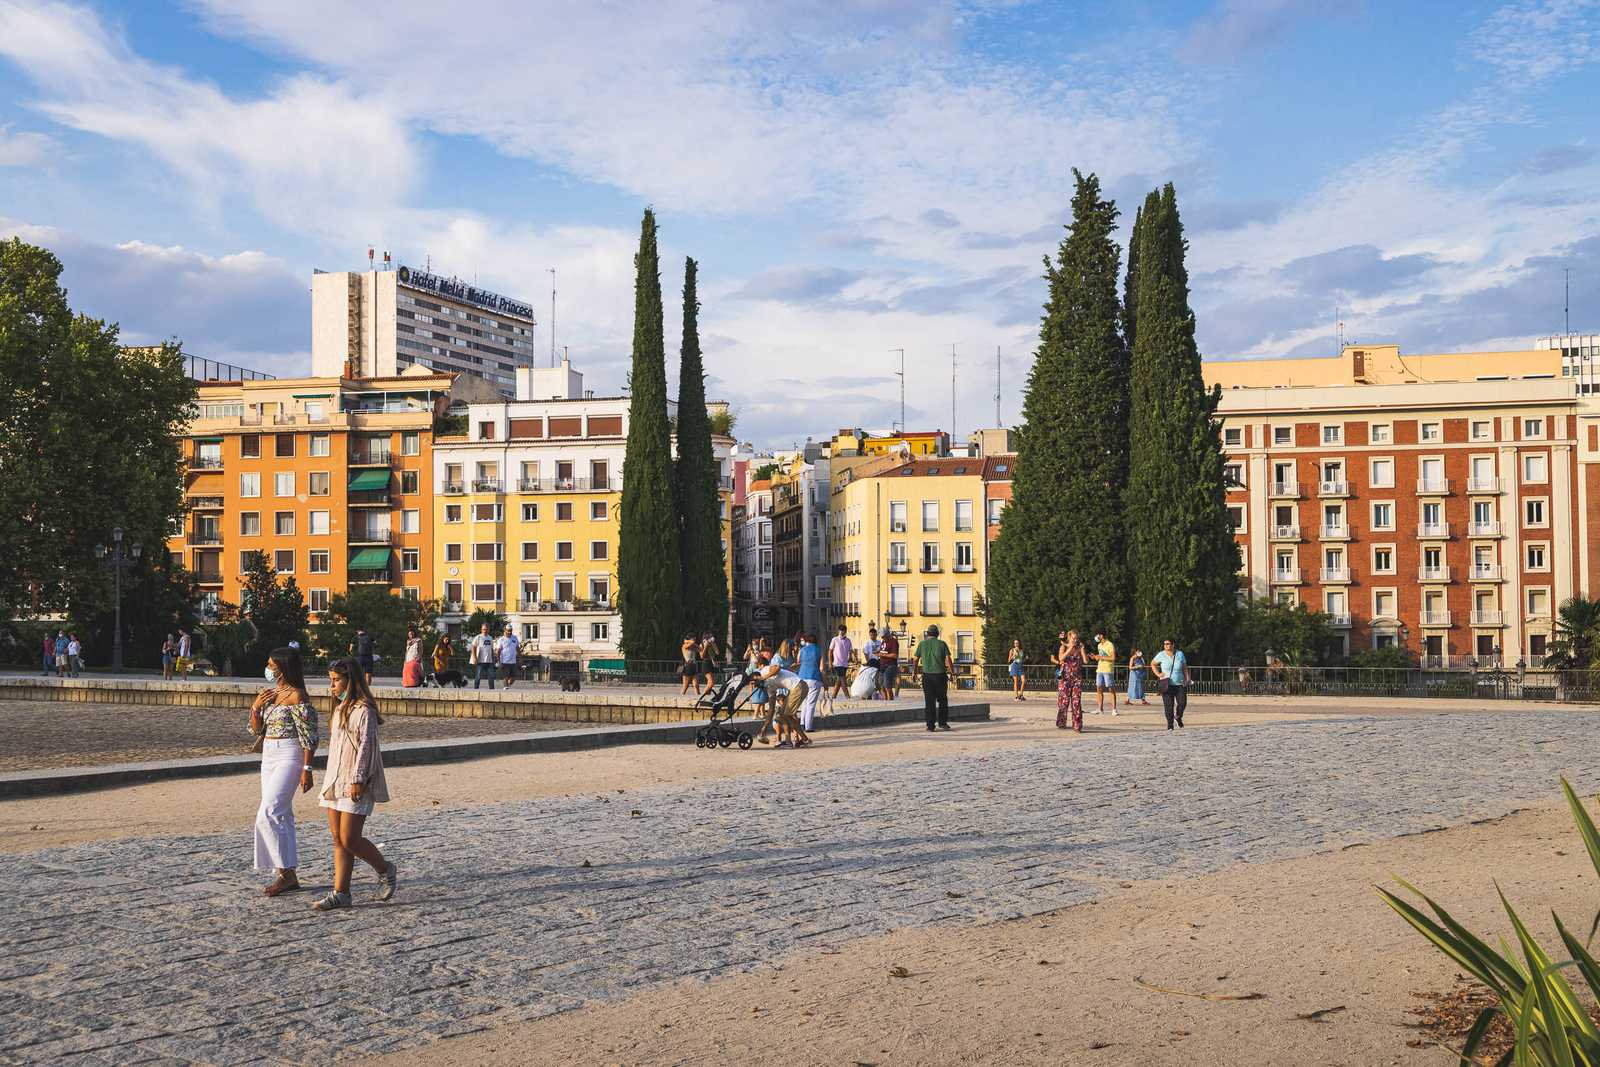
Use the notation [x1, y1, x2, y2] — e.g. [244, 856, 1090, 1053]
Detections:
[0, 701, 597, 771]
[5, 710, 1598, 1064]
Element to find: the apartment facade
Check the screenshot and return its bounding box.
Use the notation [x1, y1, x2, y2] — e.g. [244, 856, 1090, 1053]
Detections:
[733, 479, 774, 643]
[1209, 342, 1597, 667]
[171, 369, 456, 619]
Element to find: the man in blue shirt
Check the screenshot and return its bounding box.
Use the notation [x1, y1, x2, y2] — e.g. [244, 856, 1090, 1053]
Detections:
[1151, 638, 1188, 730]
[795, 632, 824, 731]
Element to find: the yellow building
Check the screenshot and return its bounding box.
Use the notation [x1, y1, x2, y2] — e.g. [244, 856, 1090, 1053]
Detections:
[1204, 342, 1559, 390]
[830, 457, 986, 667]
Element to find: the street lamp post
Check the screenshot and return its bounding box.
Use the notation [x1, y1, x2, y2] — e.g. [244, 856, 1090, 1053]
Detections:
[95, 527, 142, 673]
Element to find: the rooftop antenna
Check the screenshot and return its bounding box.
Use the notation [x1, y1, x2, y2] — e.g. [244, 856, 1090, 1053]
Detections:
[1566, 267, 1571, 336]
[890, 348, 905, 433]
[950, 344, 957, 443]
[1336, 306, 1345, 352]
[994, 346, 1001, 428]
[548, 268, 557, 368]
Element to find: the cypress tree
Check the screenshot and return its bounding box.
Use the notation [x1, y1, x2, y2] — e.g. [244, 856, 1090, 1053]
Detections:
[618, 208, 682, 660]
[672, 258, 728, 642]
[1124, 184, 1239, 664]
[1122, 202, 1143, 354]
[984, 170, 1130, 666]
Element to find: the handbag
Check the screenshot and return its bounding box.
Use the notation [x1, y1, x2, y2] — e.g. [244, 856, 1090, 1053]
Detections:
[249, 703, 268, 753]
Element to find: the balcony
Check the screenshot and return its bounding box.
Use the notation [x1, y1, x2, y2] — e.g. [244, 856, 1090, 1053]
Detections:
[471, 479, 504, 494]
[1272, 567, 1302, 583]
[1319, 523, 1351, 540]
[443, 600, 463, 613]
[189, 531, 223, 546]
[348, 530, 393, 545]
[1270, 524, 1301, 540]
[348, 451, 396, 467]
[1327, 613, 1352, 628]
[441, 482, 465, 495]
[188, 456, 224, 470]
[347, 489, 393, 508]
[188, 496, 224, 510]
[1470, 564, 1503, 581]
[919, 604, 943, 616]
[1318, 480, 1349, 497]
[919, 563, 943, 574]
[953, 604, 978, 617]
[953, 562, 976, 573]
[1416, 478, 1451, 495]
[1417, 521, 1452, 539]
[1468, 476, 1502, 493]
[1269, 481, 1301, 498]
[348, 570, 394, 584]
[1418, 566, 1452, 582]
[1421, 610, 1453, 627]
[516, 476, 620, 494]
[887, 605, 912, 618]
[1471, 610, 1504, 626]
[1469, 520, 1503, 537]
[1319, 566, 1351, 583]
[888, 562, 910, 573]
[194, 571, 224, 585]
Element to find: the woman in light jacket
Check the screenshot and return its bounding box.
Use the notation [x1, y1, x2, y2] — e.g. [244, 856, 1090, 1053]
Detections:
[252, 646, 318, 897]
[311, 657, 396, 911]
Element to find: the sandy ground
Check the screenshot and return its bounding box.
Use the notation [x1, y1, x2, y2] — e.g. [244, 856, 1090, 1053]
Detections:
[373, 800, 1592, 1067]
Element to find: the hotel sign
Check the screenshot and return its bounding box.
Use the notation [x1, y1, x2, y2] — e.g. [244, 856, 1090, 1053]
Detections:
[397, 265, 535, 320]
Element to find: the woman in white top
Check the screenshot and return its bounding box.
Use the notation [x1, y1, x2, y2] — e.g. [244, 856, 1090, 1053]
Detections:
[311, 658, 396, 911]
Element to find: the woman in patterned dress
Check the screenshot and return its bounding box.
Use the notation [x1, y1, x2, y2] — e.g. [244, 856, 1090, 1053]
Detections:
[1055, 630, 1090, 732]
[252, 646, 318, 897]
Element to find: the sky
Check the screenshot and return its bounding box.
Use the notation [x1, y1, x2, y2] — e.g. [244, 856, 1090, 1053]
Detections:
[1, 0, 1598, 448]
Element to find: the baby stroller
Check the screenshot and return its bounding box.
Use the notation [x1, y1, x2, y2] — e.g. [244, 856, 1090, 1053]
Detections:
[693, 664, 764, 750]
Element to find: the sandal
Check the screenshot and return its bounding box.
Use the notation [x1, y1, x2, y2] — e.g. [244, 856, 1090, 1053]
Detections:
[263, 871, 300, 897]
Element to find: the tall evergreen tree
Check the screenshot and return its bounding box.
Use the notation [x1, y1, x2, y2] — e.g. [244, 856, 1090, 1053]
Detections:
[672, 258, 728, 641]
[984, 170, 1130, 665]
[618, 209, 682, 660]
[1122, 202, 1143, 353]
[1124, 184, 1239, 664]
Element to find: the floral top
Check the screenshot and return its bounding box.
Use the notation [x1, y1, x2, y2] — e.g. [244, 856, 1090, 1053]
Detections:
[259, 701, 319, 751]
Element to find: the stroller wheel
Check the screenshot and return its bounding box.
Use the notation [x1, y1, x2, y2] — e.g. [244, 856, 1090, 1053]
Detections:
[717, 732, 733, 748]
[737, 732, 753, 750]
[700, 732, 719, 754]
[693, 728, 707, 748]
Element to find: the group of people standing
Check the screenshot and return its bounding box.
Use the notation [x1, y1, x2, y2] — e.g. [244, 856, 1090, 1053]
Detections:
[41, 631, 84, 677]
[678, 632, 724, 695]
[1044, 631, 1190, 733]
[251, 645, 396, 911]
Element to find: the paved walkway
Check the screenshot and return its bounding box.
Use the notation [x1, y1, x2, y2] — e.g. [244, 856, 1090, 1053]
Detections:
[4, 710, 1597, 1064]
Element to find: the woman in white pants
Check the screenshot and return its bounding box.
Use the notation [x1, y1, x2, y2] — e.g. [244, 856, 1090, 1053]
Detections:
[251, 647, 319, 897]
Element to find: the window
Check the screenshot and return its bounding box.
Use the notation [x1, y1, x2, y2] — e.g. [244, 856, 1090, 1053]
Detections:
[308, 472, 330, 496]
[478, 421, 495, 441]
[590, 577, 610, 603]
[921, 501, 939, 531]
[402, 548, 419, 572]
[1471, 420, 1492, 442]
[889, 585, 909, 614]
[1421, 501, 1443, 530]
[1274, 426, 1293, 445]
[1373, 590, 1396, 619]
[1321, 424, 1342, 444]
[1523, 453, 1548, 483]
[444, 581, 463, 606]
[274, 472, 294, 497]
[889, 542, 909, 571]
[1223, 462, 1244, 488]
[591, 459, 610, 487]
[1369, 458, 1394, 487]
[308, 589, 328, 613]
[1525, 498, 1547, 527]
[591, 623, 610, 642]
[472, 542, 502, 562]
[1223, 427, 1242, 446]
[1369, 502, 1393, 530]
[240, 435, 260, 458]
[556, 502, 573, 522]
[1523, 417, 1545, 439]
[275, 433, 295, 458]
[921, 586, 941, 614]
[522, 622, 540, 640]
[1531, 633, 1548, 657]
[556, 622, 575, 642]
[240, 512, 261, 536]
[919, 542, 939, 571]
[521, 542, 538, 561]
[274, 511, 295, 536]
[590, 540, 609, 561]
[555, 460, 575, 487]
[309, 434, 330, 457]
[274, 549, 294, 572]
[473, 503, 502, 522]
[889, 501, 908, 532]
[1325, 590, 1347, 616]
[402, 431, 420, 456]
[955, 585, 975, 614]
[1370, 423, 1391, 444]
[401, 510, 420, 534]
[1420, 422, 1441, 442]
[240, 472, 260, 498]
[987, 498, 1004, 525]
[445, 505, 463, 523]
[309, 510, 329, 536]
[1226, 504, 1245, 533]
[521, 503, 539, 522]
[955, 499, 973, 531]
[445, 543, 462, 562]
[1527, 588, 1549, 616]
[401, 470, 419, 495]
[472, 583, 502, 604]
[309, 550, 329, 573]
[591, 501, 609, 521]
[1527, 543, 1548, 570]
[955, 542, 974, 571]
[240, 550, 263, 572]
[1372, 546, 1394, 573]
[556, 541, 574, 561]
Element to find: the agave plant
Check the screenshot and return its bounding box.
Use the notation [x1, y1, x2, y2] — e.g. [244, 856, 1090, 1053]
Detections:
[1378, 780, 1600, 1066]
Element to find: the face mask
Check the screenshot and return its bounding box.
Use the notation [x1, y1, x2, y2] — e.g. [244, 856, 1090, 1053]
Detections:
[264, 666, 279, 683]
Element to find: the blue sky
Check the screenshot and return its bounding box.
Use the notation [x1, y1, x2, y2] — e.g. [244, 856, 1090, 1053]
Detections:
[2, 0, 1598, 447]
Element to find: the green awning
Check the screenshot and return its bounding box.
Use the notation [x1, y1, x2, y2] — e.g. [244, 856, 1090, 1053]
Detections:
[194, 437, 224, 443]
[348, 547, 391, 570]
[291, 392, 332, 399]
[348, 469, 391, 491]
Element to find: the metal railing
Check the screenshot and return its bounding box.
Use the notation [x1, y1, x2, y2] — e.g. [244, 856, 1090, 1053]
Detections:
[1319, 523, 1350, 539]
[1318, 480, 1349, 496]
[1470, 564, 1503, 580]
[1417, 522, 1451, 538]
[1418, 566, 1451, 582]
[1320, 566, 1351, 582]
[1272, 568, 1301, 582]
[1421, 610, 1453, 626]
[1469, 521, 1503, 537]
[1416, 478, 1451, 494]
[1271, 524, 1301, 540]
[1468, 477, 1501, 493]
[347, 530, 393, 544]
[1471, 610, 1504, 625]
[189, 456, 224, 470]
[472, 479, 503, 493]
[188, 496, 224, 509]
[348, 451, 396, 466]
[514, 476, 620, 493]
[1270, 481, 1300, 497]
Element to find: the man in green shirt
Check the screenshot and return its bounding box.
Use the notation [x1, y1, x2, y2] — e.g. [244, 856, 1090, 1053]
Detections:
[912, 624, 954, 732]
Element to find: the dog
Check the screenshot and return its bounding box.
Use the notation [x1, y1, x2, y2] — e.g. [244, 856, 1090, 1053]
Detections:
[432, 669, 468, 688]
[559, 676, 581, 693]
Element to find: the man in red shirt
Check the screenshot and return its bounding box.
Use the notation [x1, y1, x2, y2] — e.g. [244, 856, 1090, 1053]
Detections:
[878, 630, 901, 699]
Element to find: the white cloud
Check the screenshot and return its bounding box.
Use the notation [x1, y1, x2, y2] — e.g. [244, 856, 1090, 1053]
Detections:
[0, 122, 56, 166]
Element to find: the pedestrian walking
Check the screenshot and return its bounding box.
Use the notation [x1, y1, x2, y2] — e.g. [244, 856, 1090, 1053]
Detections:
[66, 634, 82, 677]
[350, 628, 375, 684]
[862, 626, 882, 699]
[678, 634, 703, 695]
[401, 627, 424, 688]
[795, 631, 824, 731]
[161, 633, 176, 680]
[1007, 639, 1026, 700]
[1127, 646, 1151, 705]
[698, 633, 722, 690]
[878, 628, 901, 699]
[1054, 630, 1090, 732]
[41, 633, 53, 676]
[176, 629, 192, 680]
[1092, 632, 1118, 716]
[250, 646, 318, 898]
[468, 624, 495, 689]
[431, 634, 452, 684]
[53, 631, 67, 678]
[827, 625, 853, 697]
[913, 624, 954, 731]
[496, 625, 519, 688]
[1152, 638, 1189, 730]
[311, 657, 396, 911]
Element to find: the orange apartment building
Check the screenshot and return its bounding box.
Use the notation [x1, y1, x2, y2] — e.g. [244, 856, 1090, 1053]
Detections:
[171, 368, 465, 619]
[1209, 339, 1600, 667]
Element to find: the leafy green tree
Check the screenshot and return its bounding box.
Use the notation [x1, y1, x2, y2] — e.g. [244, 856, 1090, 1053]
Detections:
[82, 547, 200, 668]
[463, 607, 508, 638]
[236, 553, 308, 675]
[0, 238, 195, 626]
[311, 586, 439, 667]
[985, 171, 1130, 664]
[1231, 599, 1335, 666]
[1546, 596, 1600, 669]
[672, 258, 729, 641]
[618, 208, 682, 659]
[1124, 185, 1239, 663]
[707, 407, 737, 436]
[1348, 645, 1416, 670]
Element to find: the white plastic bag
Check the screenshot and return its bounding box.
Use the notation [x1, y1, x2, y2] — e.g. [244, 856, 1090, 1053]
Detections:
[849, 666, 879, 699]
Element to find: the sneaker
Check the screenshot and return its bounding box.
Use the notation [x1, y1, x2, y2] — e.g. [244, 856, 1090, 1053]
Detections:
[378, 861, 398, 902]
[938, 723, 951, 731]
[311, 891, 351, 911]
[775, 741, 793, 749]
[1110, 709, 1119, 717]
